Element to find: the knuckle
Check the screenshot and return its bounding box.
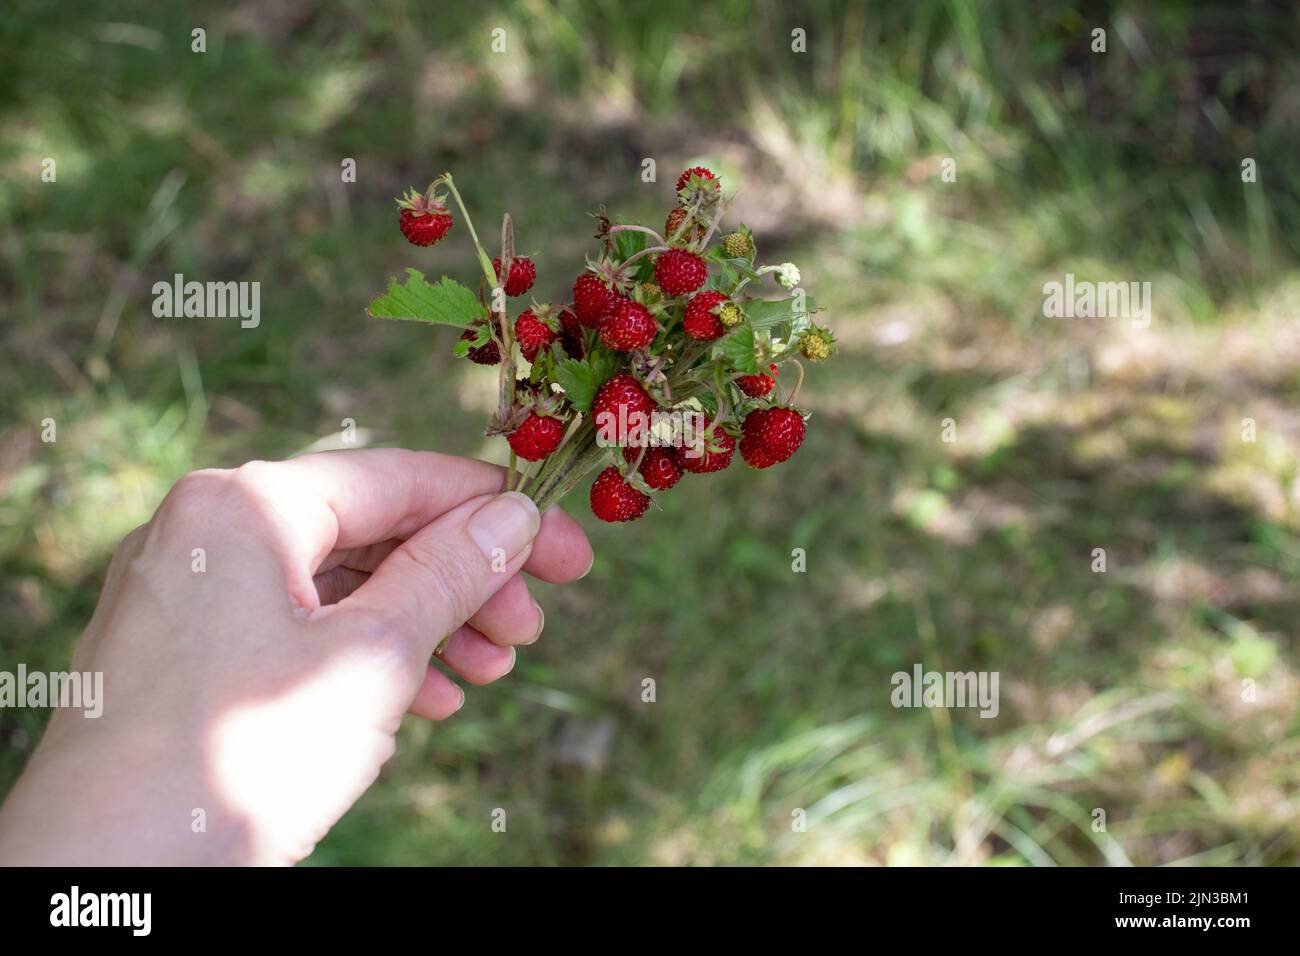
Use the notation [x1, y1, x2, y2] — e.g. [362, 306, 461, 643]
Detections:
[229, 459, 281, 498]
[401, 538, 483, 624]
[164, 468, 232, 509]
[150, 469, 237, 541]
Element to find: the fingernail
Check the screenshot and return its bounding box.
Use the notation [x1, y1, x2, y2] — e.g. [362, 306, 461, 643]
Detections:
[468, 492, 540, 563]
[506, 646, 518, 675]
[580, 552, 596, 579]
[523, 603, 545, 645]
[454, 685, 466, 712]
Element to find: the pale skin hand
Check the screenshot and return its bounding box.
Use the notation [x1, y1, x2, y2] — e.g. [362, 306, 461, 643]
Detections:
[0, 449, 593, 866]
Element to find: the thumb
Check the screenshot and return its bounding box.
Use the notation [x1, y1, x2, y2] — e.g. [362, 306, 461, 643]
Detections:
[341, 491, 541, 660]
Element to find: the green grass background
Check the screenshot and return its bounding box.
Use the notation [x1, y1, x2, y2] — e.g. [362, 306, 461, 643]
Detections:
[2, 0, 1298, 864]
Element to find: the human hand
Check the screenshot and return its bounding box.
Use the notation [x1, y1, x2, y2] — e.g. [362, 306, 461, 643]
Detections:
[0, 449, 592, 865]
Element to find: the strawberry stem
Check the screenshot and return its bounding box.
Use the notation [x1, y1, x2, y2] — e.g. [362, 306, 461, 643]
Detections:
[437, 173, 498, 289]
[785, 358, 806, 406]
[609, 224, 666, 246]
[618, 245, 668, 272]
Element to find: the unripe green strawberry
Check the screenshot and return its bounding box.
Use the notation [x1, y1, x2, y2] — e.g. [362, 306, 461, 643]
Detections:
[721, 232, 752, 259]
[799, 324, 836, 363]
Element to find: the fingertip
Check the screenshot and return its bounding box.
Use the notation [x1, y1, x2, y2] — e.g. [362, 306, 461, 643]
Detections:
[527, 505, 595, 583]
[408, 663, 465, 721]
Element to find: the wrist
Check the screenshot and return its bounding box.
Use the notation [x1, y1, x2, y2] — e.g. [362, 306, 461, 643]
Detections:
[0, 715, 251, 865]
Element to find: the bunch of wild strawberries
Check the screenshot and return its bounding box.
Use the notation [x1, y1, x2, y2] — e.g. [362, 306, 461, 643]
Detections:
[386, 166, 834, 523]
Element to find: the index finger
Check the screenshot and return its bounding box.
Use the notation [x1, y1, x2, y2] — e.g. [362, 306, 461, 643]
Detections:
[229, 449, 593, 599]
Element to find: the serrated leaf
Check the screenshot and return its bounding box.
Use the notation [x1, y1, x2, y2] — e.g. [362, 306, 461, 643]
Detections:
[368, 269, 485, 327]
[554, 349, 618, 413]
[719, 324, 759, 375]
[712, 261, 741, 289]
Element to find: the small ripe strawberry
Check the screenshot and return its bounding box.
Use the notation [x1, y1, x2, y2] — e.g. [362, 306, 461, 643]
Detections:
[799, 323, 836, 363]
[675, 166, 721, 195]
[675, 420, 735, 473]
[590, 466, 651, 522]
[461, 319, 501, 365]
[396, 187, 453, 246]
[665, 207, 706, 244]
[515, 309, 558, 362]
[683, 290, 729, 341]
[736, 364, 778, 397]
[493, 256, 537, 297]
[599, 297, 658, 351]
[399, 206, 453, 247]
[721, 231, 752, 259]
[592, 373, 656, 446]
[573, 273, 617, 327]
[654, 249, 708, 297]
[740, 407, 806, 468]
[622, 445, 682, 490]
[507, 412, 566, 461]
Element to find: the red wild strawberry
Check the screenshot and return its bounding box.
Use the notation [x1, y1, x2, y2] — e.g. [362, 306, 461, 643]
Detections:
[592, 373, 656, 447]
[675, 166, 721, 195]
[493, 256, 537, 297]
[683, 290, 729, 341]
[573, 273, 617, 327]
[599, 297, 658, 351]
[736, 364, 779, 397]
[515, 309, 558, 362]
[461, 319, 501, 365]
[654, 249, 708, 297]
[740, 406, 806, 468]
[590, 466, 651, 523]
[622, 445, 682, 490]
[399, 206, 453, 247]
[675, 420, 735, 473]
[507, 412, 566, 461]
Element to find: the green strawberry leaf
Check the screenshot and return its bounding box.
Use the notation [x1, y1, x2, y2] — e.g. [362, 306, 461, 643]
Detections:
[554, 349, 618, 413]
[452, 339, 471, 357]
[368, 269, 485, 326]
[719, 324, 759, 374]
[742, 293, 818, 331]
[612, 223, 648, 264]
